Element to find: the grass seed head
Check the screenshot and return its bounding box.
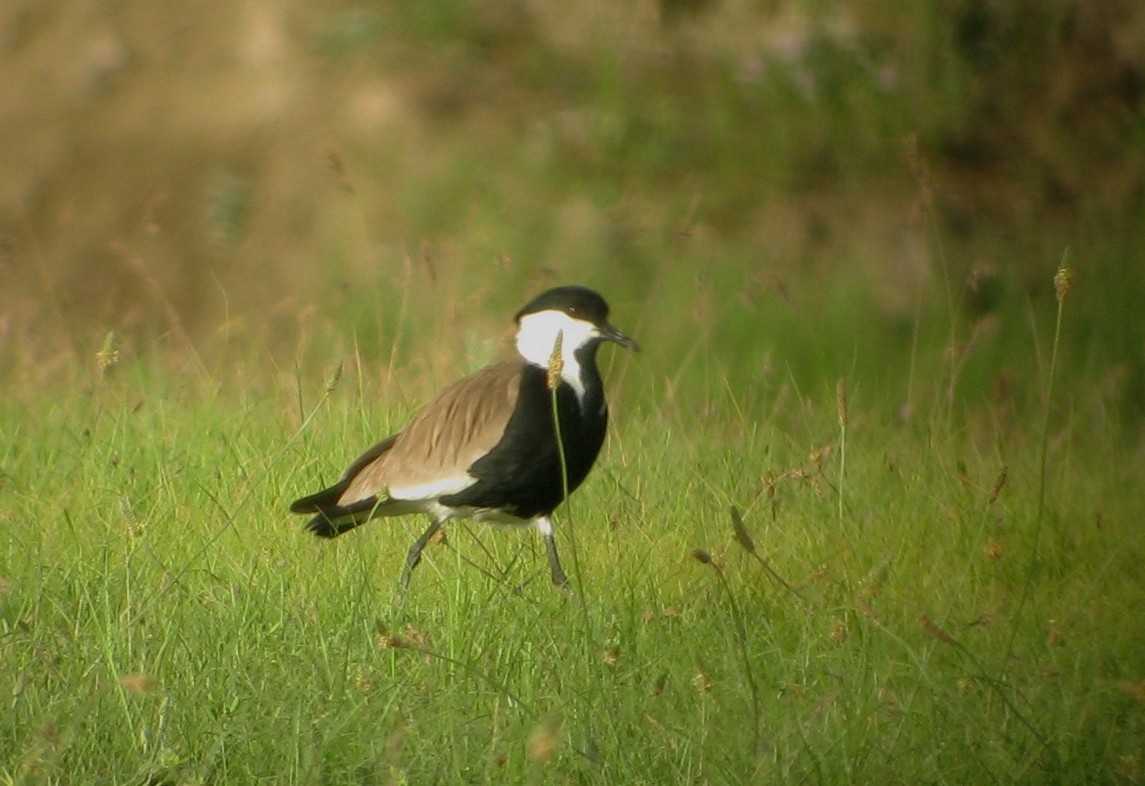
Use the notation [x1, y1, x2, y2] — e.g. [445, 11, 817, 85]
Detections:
[764, 473, 777, 499]
[96, 331, 119, 374]
[919, 616, 957, 646]
[730, 507, 756, 553]
[375, 622, 428, 650]
[836, 378, 848, 429]
[987, 465, 1008, 503]
[1054, 265, 1074, 303]
[691, 548, 713, 565]
[375, 627, 408, 649]
[324, 360, 343, 393]
[546, 331, 564, 391]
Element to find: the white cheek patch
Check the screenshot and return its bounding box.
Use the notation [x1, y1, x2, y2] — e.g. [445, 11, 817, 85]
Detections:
[515, 310, 597, 401]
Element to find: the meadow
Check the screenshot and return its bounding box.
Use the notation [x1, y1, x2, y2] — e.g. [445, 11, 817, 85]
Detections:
[3, 1, 1145, 783]
[2, 265, 1144, 784]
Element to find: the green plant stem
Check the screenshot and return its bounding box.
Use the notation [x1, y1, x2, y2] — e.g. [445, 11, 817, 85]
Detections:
[550, 377, 595, 651]
[1037, 293, 1066, 522]
[837, 422, 846, 524]
[1006, 267, 1067, 674]
[935, 626, 1056, 764]
[710, 564, 762, 756]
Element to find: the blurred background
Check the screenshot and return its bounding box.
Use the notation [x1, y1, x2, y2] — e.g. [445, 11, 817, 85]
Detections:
[2, 0, 1143, 420]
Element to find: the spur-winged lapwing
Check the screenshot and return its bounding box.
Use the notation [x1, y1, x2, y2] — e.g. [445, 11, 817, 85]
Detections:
[290, 285, 637, 589]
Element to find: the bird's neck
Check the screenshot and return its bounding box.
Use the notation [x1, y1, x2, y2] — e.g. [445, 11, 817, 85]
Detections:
[516, 329, 602, 409]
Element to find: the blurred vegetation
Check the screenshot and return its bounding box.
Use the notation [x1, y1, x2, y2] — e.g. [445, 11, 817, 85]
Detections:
[1, 0, 1143, 419]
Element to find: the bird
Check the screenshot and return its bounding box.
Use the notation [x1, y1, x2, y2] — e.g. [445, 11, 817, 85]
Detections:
[289, 285, 638, 589]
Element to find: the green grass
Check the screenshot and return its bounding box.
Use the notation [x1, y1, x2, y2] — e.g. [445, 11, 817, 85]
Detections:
[2, 303, 1143, 784]
[4, 3, 1144, 780]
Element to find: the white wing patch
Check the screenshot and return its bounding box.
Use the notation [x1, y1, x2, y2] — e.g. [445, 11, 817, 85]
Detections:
[388, 474, 478, 502]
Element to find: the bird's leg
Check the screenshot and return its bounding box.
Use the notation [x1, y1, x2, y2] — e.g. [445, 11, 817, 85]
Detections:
[400, 518, 443, 589]
[535, 516, 569, 587]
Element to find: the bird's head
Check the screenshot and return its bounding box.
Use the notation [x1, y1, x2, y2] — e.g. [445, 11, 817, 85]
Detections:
[514, 286, 639, 368]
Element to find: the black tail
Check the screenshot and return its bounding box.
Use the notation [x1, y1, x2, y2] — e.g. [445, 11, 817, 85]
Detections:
[304, 513, 367, 539]
[290, 482, 348, 515]
[291, 483, 377, 539]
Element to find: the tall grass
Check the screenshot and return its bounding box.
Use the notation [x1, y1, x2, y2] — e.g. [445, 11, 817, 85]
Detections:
[1, 276, 1142, 783]
[2, 5, 1143, 779]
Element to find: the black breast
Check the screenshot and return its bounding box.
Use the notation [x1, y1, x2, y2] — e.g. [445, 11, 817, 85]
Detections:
[442, 362, 609, 518]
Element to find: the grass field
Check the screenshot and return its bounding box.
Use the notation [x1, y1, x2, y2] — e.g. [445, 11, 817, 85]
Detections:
[2, 269, 1144, 784]
[3, 2, 1145, 783]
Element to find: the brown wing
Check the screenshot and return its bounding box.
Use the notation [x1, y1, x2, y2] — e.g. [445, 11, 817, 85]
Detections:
[337, 359, 523, 506]
[290, 433, 399, 514]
